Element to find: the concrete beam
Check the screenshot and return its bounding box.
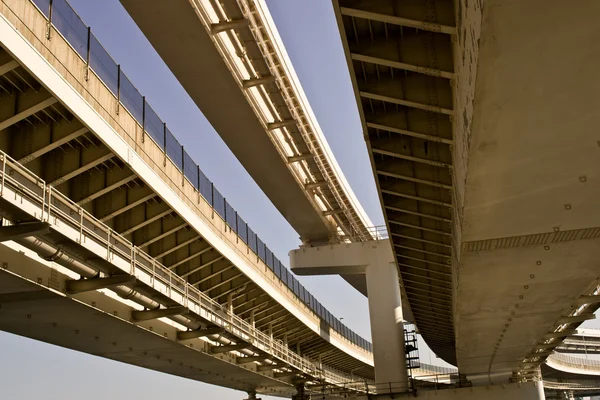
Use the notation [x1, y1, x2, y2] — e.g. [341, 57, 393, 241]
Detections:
[0, 96, 57, 131]
[77, 174, 136, 205]
[257, 363, 282, 372]
[287, 154, 313, 164]
[19, 127, 88, 165]
[177, 327, 224, 340]
[205, 272, 244, 293]
[237, 355, 269, 364]
[544, 329, 578, 339]
[211, 344, 249, 354]
[366, 121, 453, 145]
[66, 275, 135, 294]
[290, 241, 393, 275]
[120, 208, 172, 236]
[99, 192, 157, 222]
[138, 221, 187, 248]
[210, 19, 248, 34]
[304, 181, 327, 190]
[49, 152, 114, 187]
[131, 306, 188, 322]
[379, 171, 452, 191]
[168, 245, 213, 270]
[191, 265, 235, 286]
[242, 75, 275, 89]
[556, 314, 595, 325]
[180, 255, 224, 278]
[534, 342, 559, 350]
[573, 295, 600, 306]
[267, 120, 296, 130]
[374, 149, 453, 170]
[155, 236, 201, 259]
[0, 59, 18, 77]
[351, 53, 454, 80]
[0, 221, 49, 241]
[274, 371, 300, 379]
[339, 7, 456, 35]
[360, 91, 453, 115]
[526, 350, 553, 358]
[322, 209, 343, 217]
[389, 219, 452, 236]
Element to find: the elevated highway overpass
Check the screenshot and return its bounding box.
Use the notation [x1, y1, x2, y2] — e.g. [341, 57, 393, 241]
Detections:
[330, 0, 600, 388]
[119, 0, 600, 395]
[0, 0, 384, 397]
[119, 0, 374, 247]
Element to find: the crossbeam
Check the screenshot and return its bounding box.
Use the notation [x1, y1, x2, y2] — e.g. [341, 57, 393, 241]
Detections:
[50, 153, 114, 187]
[131, 306, 188, 322]
[19, 127, 89, 165]
[77, 174, 136, 205]
[237, 355, 269, 364]
[0, 96, 58, 131]
[287, 154, 313, 163]
[361, 91, 453, 115]
[120, 209, 173, 236]
[242, 75, 275, 88]
[0, 59, 19, 77]
[352, 53, 454, 79]
[177, 327, 224, 340]
[211, 344, 249, 354]
[168, 245, 213, 270]
[100, 192, 156, 222]
[66, 275, 135, 294]
[0, 221, 49, 241]
[257, 363, 282, 372]
[556, 314, 595, 325]
[180, 256, 224, 278]
[267, 120, 296, 130]
[211, 19, 248, 34]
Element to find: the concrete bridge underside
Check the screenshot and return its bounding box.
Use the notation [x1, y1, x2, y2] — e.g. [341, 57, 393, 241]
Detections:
[0, 0, 375, 393]
[334, 0, 600, 382]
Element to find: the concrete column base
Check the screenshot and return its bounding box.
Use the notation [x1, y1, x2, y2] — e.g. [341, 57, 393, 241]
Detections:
[412, 381, 545, 400]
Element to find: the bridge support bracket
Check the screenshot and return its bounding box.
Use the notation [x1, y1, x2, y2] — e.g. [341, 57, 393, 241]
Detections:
[131, 305, 188, 322]
[556, 314, 595, 325]
[211, 343, 249, 354]
[0, 221, 50, 241]
[177, 326, 224, 340]
[66, 275, 135, 294]
[257, 363, 281, 372]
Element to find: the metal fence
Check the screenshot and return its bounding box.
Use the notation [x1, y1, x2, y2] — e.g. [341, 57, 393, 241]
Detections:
[24, 0, 377, 352]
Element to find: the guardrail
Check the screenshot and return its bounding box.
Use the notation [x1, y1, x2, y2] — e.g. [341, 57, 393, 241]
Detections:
[306, 372, 463, 397]
[547, 352, 600, 373]
[0, 148, 371, 388]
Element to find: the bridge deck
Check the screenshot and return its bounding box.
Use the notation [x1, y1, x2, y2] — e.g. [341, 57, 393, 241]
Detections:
[0, 0, 375, 389]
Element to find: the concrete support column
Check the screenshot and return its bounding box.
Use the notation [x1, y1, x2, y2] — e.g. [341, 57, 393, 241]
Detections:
[290, 240, 409, 390]
[366, 260, 407, 389]
[415, 381, 545, 400]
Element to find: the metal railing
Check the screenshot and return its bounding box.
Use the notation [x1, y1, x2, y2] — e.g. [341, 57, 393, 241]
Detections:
[0, 148, 371, 388]
[6, 0, 375, 352]
[307, 372, 463, 397]
[547, 352, 600, 372]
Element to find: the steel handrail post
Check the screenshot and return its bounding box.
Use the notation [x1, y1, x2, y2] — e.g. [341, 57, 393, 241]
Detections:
[79, 208, 83, 243]
[1, 153, 6, 197]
